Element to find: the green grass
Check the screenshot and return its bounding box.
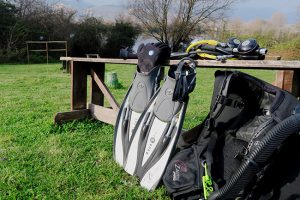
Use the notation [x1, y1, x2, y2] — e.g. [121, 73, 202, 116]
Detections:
[270, 37, 300, 60]
[0, 63, 275, 199]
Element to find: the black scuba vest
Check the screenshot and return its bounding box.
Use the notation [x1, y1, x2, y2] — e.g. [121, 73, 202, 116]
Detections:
[163, 70, 300, 200]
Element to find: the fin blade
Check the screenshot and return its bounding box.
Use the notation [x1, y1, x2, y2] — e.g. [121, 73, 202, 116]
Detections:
[114, 101, 129, 166]
[141, 118, 169, 166]
[124, 103, 156, 175]
[139, 125, 179, 190]
[138, 103, 187, 190]
[124, 114, 146, 175]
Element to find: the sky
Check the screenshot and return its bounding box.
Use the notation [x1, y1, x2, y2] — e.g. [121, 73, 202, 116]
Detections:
[55, 0, 299, 24]
[232, 0, 299, 23]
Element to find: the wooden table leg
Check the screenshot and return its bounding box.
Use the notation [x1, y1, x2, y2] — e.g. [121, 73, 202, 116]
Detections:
[275, 70, 294, 91]
[88, 62, 119, 125]
[54, 61, 90, 123]
[90, 63, 105, 106]
[71, 61, 88, 110]
[291, 70, 300, 98]
[276, 70, 300, 98]
[67, 61, 71, 74]
[275, 70, 284, 89]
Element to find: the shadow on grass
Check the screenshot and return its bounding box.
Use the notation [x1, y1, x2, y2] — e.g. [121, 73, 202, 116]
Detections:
[47, 119, 111, 135]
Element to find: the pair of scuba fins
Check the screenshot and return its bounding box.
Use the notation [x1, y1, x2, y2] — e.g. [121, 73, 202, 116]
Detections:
[113, 42, 197, 190]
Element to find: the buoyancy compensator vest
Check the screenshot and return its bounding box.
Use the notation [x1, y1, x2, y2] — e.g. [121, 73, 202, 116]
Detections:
[163, 70, 300, 200]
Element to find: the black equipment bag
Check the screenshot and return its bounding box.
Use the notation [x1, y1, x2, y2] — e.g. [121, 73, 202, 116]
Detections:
[163, 70, 300, 200]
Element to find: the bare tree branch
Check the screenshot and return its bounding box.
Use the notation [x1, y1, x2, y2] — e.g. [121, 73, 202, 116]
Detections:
[128, 0, 236, 50]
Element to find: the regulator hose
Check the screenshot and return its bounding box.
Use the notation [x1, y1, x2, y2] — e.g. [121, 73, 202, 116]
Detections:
[208, 113, 300, 200]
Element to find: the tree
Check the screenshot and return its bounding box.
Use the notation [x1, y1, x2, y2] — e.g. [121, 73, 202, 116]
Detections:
[69, 17, 107, 57]
[11, 0, 77, 41]
[0, 0, 18, 49]
[0, 0, 141, 62]
[103, 18, 141, 57]
[69, 17, 140, 58]
[128, 0, 235, 51]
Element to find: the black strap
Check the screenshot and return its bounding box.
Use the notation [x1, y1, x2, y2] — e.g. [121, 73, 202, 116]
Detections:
[172, 58, 197, 102]
[210, 72, 234, 119]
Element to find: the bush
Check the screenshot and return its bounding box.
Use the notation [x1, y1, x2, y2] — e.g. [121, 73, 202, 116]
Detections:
[69, 17, 140, 58]
[270, 37, 300, 60]
[0, 48, 27, 63]
[103, 19, 141, 58]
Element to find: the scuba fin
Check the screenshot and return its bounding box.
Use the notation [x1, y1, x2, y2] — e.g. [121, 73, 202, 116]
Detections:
[113, 42, 170, 167]
[124, 58, 197, 191]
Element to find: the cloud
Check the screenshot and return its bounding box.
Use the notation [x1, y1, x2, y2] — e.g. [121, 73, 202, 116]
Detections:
[54, 0, 127, 20]
[86, 4, 127, 20]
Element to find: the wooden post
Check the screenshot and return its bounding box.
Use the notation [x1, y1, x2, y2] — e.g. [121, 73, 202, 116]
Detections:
[291, 70, 300, 98]
[90, 63, 105, 106]
[46, 42, 49, 64]
[67, 62, 71, 74]
[65, 42, 68, 57]
[278, 70, 294, 92]
[26, 42, 29, 64]
[71, 61, 88, 110]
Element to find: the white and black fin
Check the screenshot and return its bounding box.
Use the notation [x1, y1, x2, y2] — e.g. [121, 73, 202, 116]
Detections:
[125, 58, 197, 190]
[113, 66, 161, 167]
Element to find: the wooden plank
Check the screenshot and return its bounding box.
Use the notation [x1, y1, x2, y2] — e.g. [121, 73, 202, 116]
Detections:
[47, 41, 67, 43]
[90, 68, 120, 111]
[54, 109, 91, 124]
[29, 50, 47, 52]
[48, 49, 67, 51]
[71, 61, 88, 110]
[171, 60, 300, 70]
[60, 57, 300, 70]
[88, 104, 118, 125]
[61, 57, 138, 65]
[27, 41, 67, 43]
[26, 41, 47, 44]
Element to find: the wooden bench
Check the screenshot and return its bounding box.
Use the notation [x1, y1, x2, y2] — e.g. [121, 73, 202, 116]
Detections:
[54, 57, 300, 125]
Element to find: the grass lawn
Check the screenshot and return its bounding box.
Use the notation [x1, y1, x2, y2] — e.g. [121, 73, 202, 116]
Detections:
[0, 63, 275, 199]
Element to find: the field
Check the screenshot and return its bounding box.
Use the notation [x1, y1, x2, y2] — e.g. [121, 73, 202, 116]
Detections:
[0, 63, 275, 199]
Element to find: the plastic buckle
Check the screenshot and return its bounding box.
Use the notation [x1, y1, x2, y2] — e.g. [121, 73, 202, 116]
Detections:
[202, 162, 214, 199]
[175, 71, 181, 80]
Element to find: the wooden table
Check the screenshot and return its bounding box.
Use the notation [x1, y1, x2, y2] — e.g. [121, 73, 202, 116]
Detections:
[54, 57, 300, 125]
